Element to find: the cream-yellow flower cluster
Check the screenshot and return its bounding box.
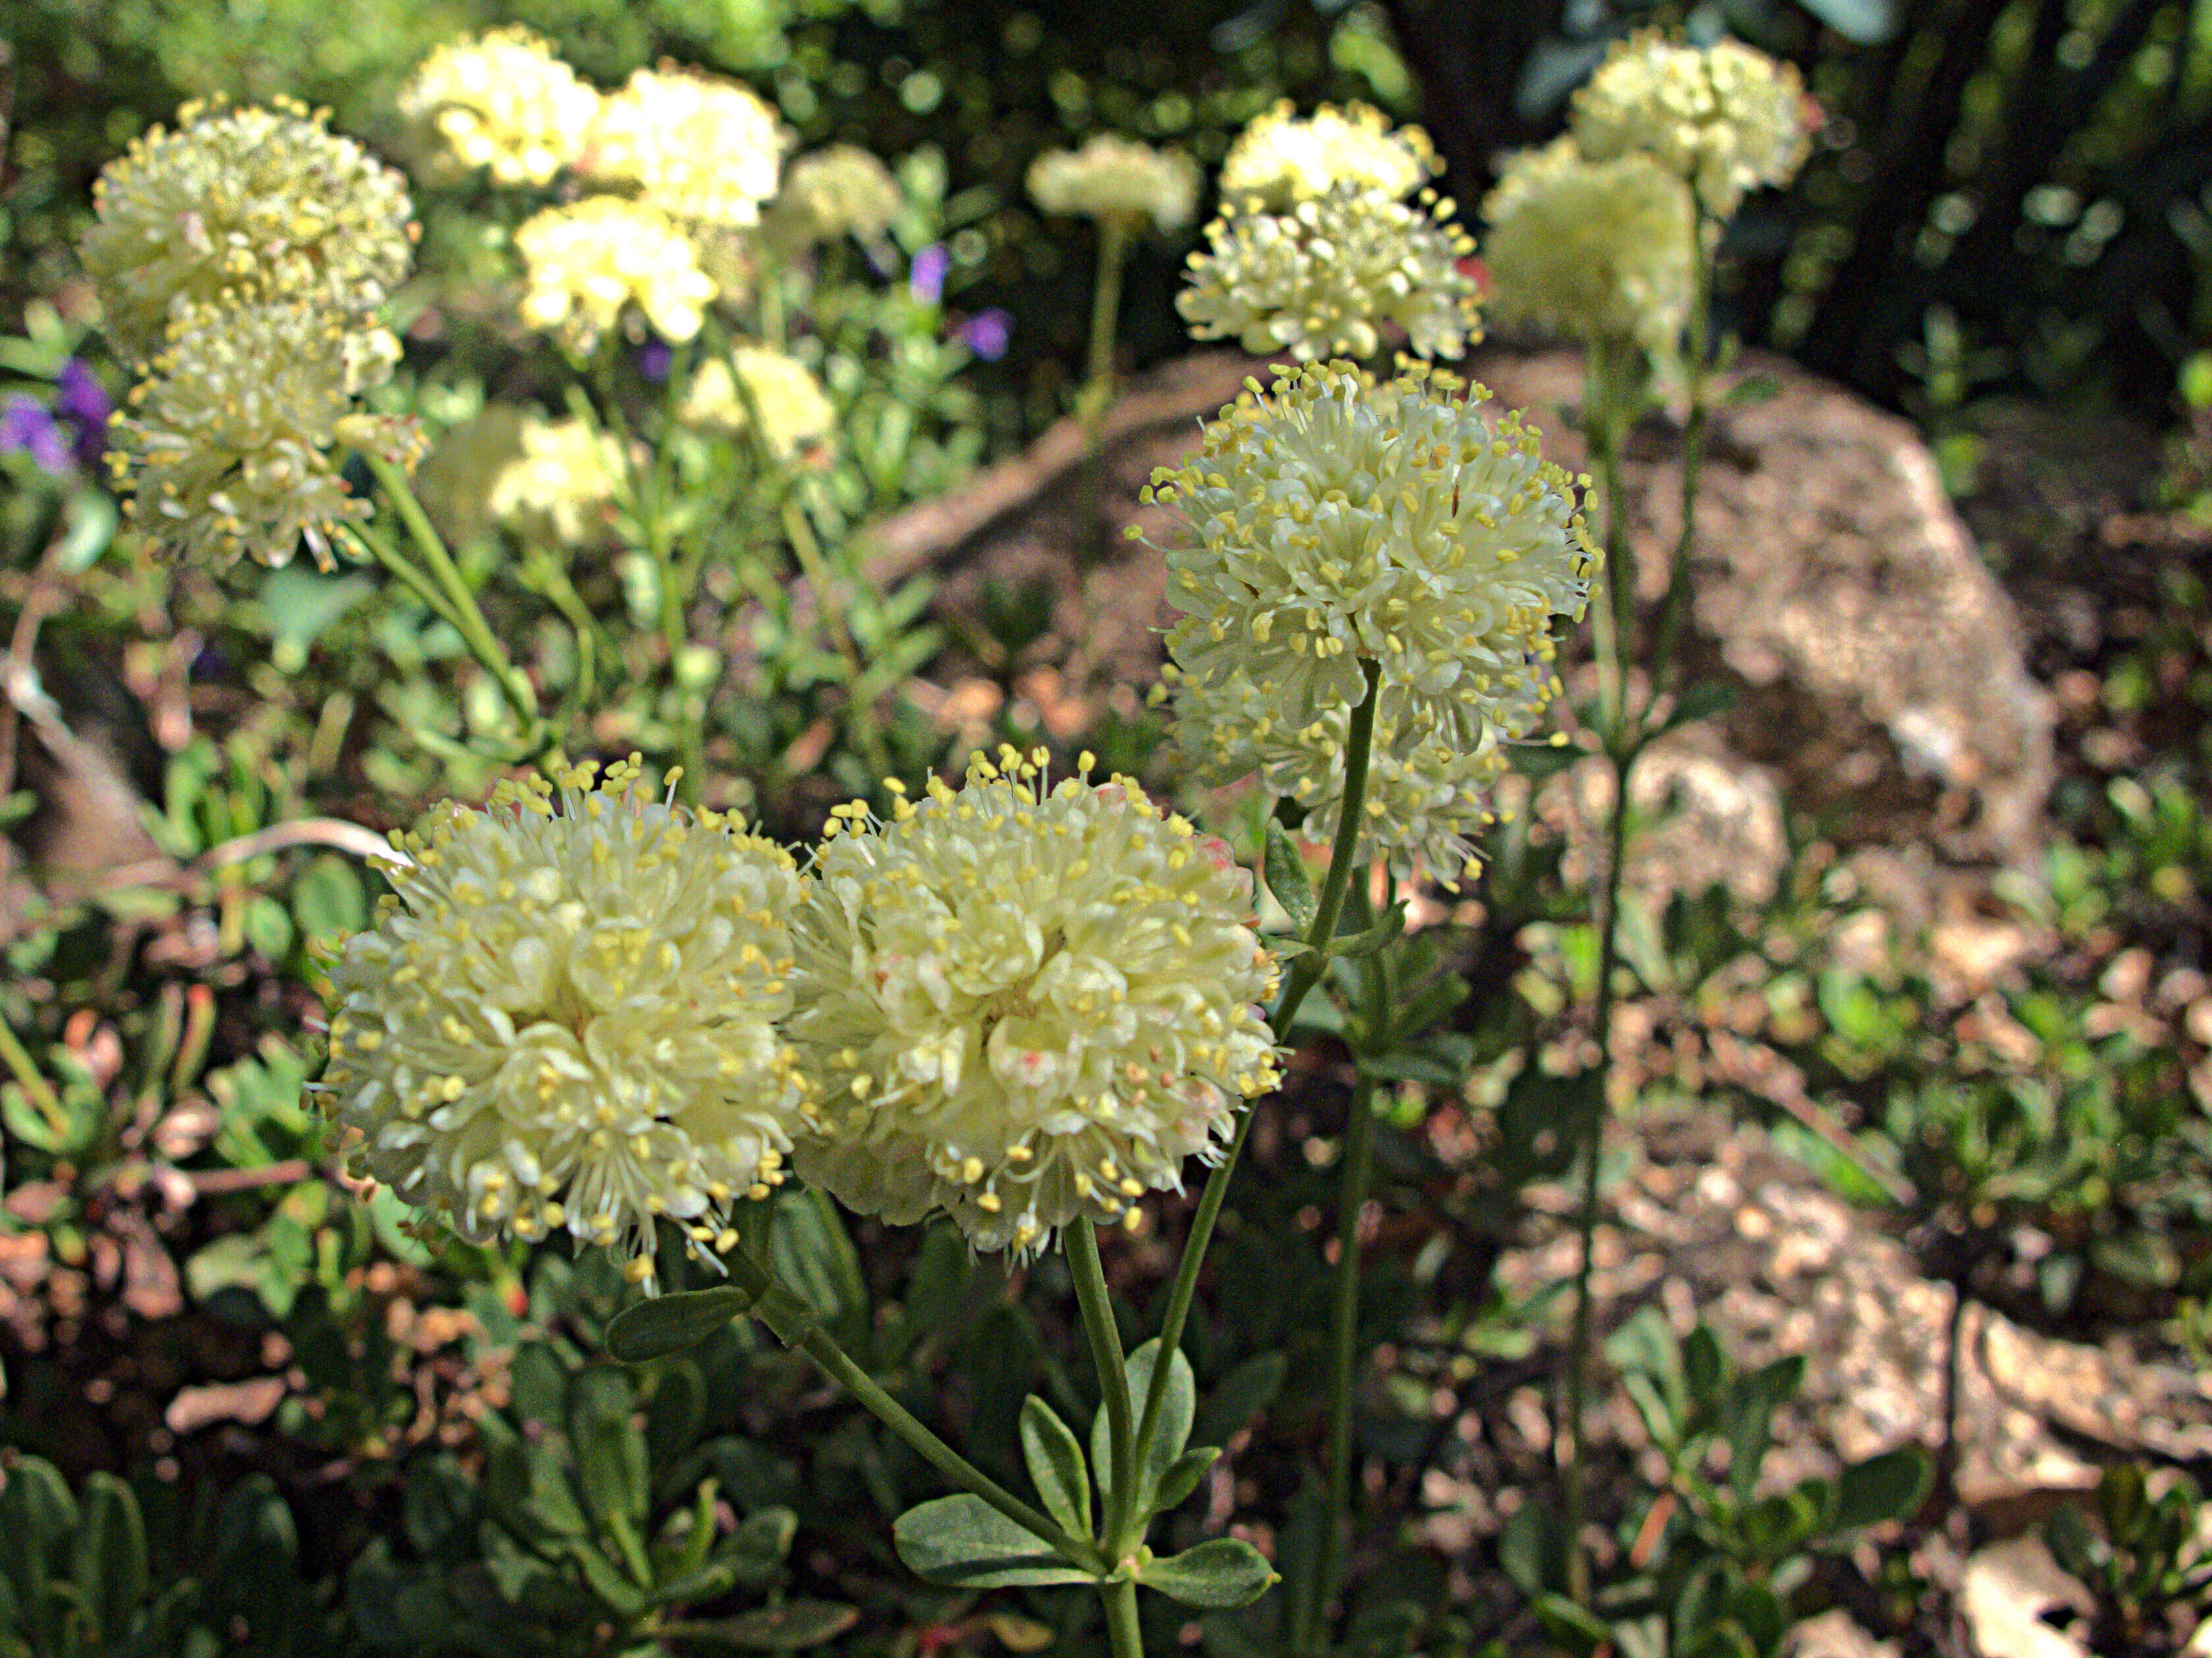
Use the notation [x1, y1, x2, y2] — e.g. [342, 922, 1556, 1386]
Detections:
[1145, 363, 1594, 883]
[680, 346, 838, 462]
[80, 98, 414, 364]
[788, 750, 1280, 1256]
[1571, 30, 1812, 216]
[1027, 135, 1201, 234]
[769, 144, 904, 245]
[1217, 100, 1437, 210]
[416, 405, 626, 548]
[320, 759, 812, 1285]
[584, 67, 790, 228]
[1480, 138, 1697, 354]
[396, 27, 600, 188]
[515, 197, 718, 350]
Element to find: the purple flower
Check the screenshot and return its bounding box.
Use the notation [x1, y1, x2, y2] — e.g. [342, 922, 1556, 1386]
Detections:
[55, 360, 111, 470]
[910, 244, 949, 305]
[954, 307, 1013, 362]
[637, 340, 674, 383]
[0, 395, 71, 476]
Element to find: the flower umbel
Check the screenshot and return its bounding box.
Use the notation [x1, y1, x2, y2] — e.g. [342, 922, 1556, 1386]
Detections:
[515, 197, 718, 350]
[109, 300, 419, 569]
[80, 98, 414, 364]
[416, 405, 626, 548]
[584, 67, 789, 227]
[788, 749, 1281, 1256]
[1480, 138, 1697, 354]
[1178, 186, 1481, 363]
[1026, 135, 1201, 234]
[1145, 362, 1595, 881]
[318, 758, 811, 1286]
[397, 27, 600, 188]
[680, 345, 838, 462]
[767, 144, 904, 245]
[1217, 100, 1438, 209]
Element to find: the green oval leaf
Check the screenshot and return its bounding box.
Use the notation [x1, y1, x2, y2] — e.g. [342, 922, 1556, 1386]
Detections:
[1136, 1538, 1279, 1609]
[1264, 819, 1317, 936]
[604, 1286, 760, 1364]
[700, 1600, 862, 1649]
[893, 1496, 1094, 1589]
[1019, 1396, 1092, 1540]
[1831, 1447, 1930, 1533]
[1153, 1446, 1220, 1515]
[1096, 1339, 1195, 1519]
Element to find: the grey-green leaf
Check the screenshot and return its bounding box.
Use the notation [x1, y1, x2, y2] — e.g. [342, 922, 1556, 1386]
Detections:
[1019, 1396, 1092, 1539]
[1094, 1339, 1195, 1519]
[605, 1286, 761, 1364]
[893, 1496, 1094, 1589]
[1153, 1446, 1220, 1514]
[1136, 1539, 1279, 1609]
[694, 1600, 862, 1649]
[1264, 819, 1317, 937]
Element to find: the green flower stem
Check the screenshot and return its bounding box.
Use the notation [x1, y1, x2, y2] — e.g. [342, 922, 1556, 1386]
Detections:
[1077, 215, 1130, 571]
[720, 1244, 1103, 1572]
[1069, 1217, 1137, 1548]
[362, 454, 540, 740]
[337, 521, 470, 639]
[1131, 655, 1385, 1496]
[1562, 736, 1636, 1610]
[1101, 1576, 1145, 1658]
[1651, 218, 1715, 710]
[780, 492, 891, 782]
[0, 1017, 69, 1145]
[1583, 341, 1635, 736]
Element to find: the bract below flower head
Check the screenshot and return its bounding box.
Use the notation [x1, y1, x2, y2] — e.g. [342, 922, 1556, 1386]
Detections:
[318, 757, 811, 1288]
[80, 98, 415, 364]
[788, 748, 1282, 1257]
[1218, 100, 1438, 210]
[1480, 137, 1697, 355]
[110, 300, 420, 570]
[515, 198, 718, 351]
[1026, 135, 1201, 234]
[583, 67, 790, 228]
[1569, 30, 1813, 216]
[1145, 360, 1593, 792]
[1176, 185, 1481, 363]
[397, 26, 601, 188]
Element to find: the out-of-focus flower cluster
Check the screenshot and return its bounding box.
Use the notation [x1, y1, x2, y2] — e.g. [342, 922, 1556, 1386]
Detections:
[680, 345, 837, 462]
[415, 406, 626, 549]
[767, 144, 904, 246]
[1179, 103, 1478, 364]
[582, 67, 789, 228]
[396, 26, 600, 188]
[1026, 135, 1201, 235]
[515, 197, 718, 351]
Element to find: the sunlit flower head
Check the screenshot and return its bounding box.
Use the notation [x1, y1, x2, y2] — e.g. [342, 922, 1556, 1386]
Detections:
[417, 405, 625, 548]
[1026, 135, 1201, 235]
[318, 757, 811, 1287]
[80, 98, 414, 364]
[583, 67, 790, 227]
[110, 300, 419, 570]
[1177, 185, 1481, 362]
[1144, 362, 1594, 881]
[788, 749, 1281, 1257]
[680, 345, 837, 462]
[396, 28, 599, 189]
[1569, 30, 1814, 216]
[1480, 137, 1697, 354]
[515, 197, 718, 350]
[1218, 100, 1437, 210]
[767, 144, 904, 245]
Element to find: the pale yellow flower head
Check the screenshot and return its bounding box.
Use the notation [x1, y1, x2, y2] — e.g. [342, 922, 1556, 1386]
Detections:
[584, 67, 790, 227]
[1026, 135, 1200, 234]
[1480, 137, 1697, 354]
[768, 144, 904, 245]
[788, 750, 1281, 1256]
[1178, 186, 1480, 362]
[396, 27, 601, 189]
[681, 346, 837, 462]
[515, 197, 718, 350]
[319, 758, 812, 1288]
[80, 98, 414, 364]
[1570, 31, 1813, 216]
[1218, 100, 1438, 210]
[417, 405, 625, 548]
[110, 300, 420, 571]
[1145, 362, 1593, 883]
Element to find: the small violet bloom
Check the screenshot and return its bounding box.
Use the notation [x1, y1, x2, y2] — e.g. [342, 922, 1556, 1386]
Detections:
[637, 339, 674, 383]
[55, 360, 112, 470]
[0, 395, 71, 476]
[909, 243, 949, 305]
[953, 307, 1013, 362]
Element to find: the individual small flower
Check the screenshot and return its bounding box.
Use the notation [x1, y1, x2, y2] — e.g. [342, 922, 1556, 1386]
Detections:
[1026, 135, 1201, 235]
[583, 67, 789, 227]
[0, 397, 71, 475]
[55, 360, 114, 470]
[680, 345, 838, 463]
[953, 307, 1013, 362]
[910, 244, 950, 304]
[79, 98, 415, 364]
[396, 27, 600, 188]
[415, 405, 624, 548]
[1143, 362, 1595, 881]
[788, 749, 1282, 1256]
[1217, 100, 1438, 209]
[318, 758, 812, 1286]
[514, 197, 718, 351]
[108, 300, 420, 570]
[1177, 185, 1481, 362]
[1480, 137, 1697, 355]
[767, 144, 904, 245]
[1569, 30, 1814, 216]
